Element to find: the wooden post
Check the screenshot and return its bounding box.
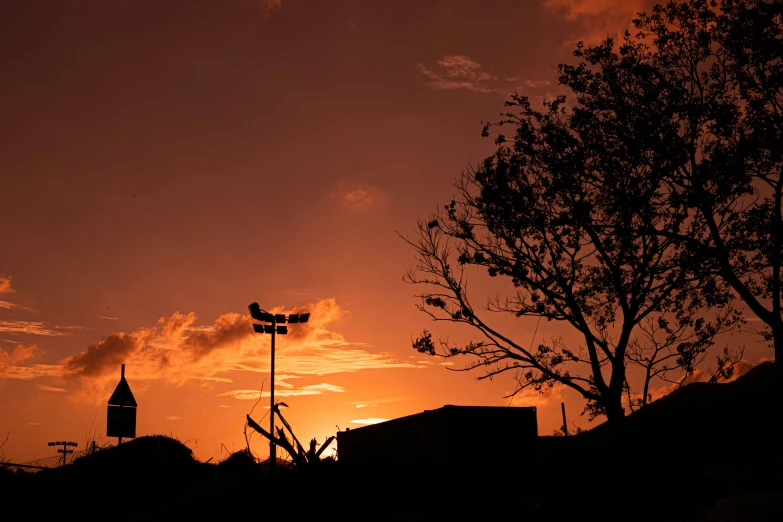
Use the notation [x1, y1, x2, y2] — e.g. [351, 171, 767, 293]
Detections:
[561, 402, 568, 436]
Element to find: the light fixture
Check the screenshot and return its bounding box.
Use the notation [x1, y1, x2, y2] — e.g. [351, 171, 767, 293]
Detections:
[247, 302, 310, 477]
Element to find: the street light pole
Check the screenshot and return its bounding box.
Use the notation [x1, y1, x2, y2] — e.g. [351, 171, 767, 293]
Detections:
[48, 441, 77, 467]
[269, 314, 276, 474]
[247, 303, 309, 477]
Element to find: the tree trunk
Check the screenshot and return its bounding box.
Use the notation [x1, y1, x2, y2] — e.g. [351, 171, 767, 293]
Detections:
[774, 322, 783, 406]
[603, 397, 628, 521]
[604, 400, 626, 437]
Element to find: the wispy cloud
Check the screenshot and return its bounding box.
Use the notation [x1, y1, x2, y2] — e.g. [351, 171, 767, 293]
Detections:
[0, 363, 64, 380]
[166, 415, 183, 420]
[0, 276, 37, 312]
[524, 80, 553, 89]
[0, 301, 37, 312]
[26, 422, 46, 426]
[350, 418, 389, 425]
[508, 383, 565, 407]
[341, 186, 386, 212]
[416, 55, 498, 93]
[35, 384, 67, 393]
[220, 382, 346, 400]
[0, 320, 80, 337]
[97, 316, 120, 321]
[411, 357, 455, 367]
[348, 397, 409, 408]
[0, 344, 63, 380]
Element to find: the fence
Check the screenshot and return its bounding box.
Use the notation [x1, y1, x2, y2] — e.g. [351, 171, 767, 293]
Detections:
[1, 447, 94, 473]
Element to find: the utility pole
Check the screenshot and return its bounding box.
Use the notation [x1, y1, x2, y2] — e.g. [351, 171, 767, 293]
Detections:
[269, 313, 277, 473]
[561, 402, 569, 436]
[48, 441, 77, 466]
[248, 303, 310, 477]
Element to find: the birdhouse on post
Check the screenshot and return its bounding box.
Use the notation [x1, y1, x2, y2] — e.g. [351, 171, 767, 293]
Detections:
[107, 364, 137, 444]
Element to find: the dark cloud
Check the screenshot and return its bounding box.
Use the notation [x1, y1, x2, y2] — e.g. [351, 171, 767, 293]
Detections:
[65, 333, 142, 377]
[183, 313, 253, 359]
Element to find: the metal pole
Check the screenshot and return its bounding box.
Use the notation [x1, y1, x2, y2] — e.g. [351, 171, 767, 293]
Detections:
[119, 365, 126, 446]
[61, 443, 66, 467]
[270, 316, 276, 475]
[561, 402, 568, 436]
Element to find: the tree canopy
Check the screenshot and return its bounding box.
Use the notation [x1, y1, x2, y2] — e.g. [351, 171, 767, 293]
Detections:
[403, 0, 783, 426]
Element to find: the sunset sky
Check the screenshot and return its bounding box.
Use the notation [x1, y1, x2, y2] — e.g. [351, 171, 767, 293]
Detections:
[0, 0, 772, 464]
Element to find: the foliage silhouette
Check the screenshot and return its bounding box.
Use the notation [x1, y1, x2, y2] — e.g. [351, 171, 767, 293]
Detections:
[403, 1, 760, 427]
[621, 0, 783, 387]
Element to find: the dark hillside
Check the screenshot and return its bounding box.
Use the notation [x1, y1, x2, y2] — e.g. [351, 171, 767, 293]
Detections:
[1, 365, 780, 521]
[536, 362, 781, 520]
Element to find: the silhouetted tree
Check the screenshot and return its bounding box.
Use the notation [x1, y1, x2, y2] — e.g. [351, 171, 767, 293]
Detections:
[407, 0, 783, 427]
[625, 0, 783, 382]
[404, 47, 739, 426]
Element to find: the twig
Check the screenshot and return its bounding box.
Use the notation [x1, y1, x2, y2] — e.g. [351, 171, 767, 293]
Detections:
[244, 378, 267, 457]
[0, 431, 9, 460]
[509, 316, 541, 406]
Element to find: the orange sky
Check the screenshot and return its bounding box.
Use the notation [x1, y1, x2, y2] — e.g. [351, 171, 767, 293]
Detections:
[0, 0, 772, 464]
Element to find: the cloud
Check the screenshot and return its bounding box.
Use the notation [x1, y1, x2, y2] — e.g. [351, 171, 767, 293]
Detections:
[0, 363, 64, 380]
[35, 384, 68, 393]
[220, 382, 346, 400]
[348, 396, 410, 407]
[0, 320, 79, 337]
[1, 298, 421, 402]
[524, 80, 552, 89]
[341, 186, 386, 212]
[509, 383, 565, 407]
[198, 376, 233, 383]
[218, 405, 231, 408]
[166, 416, 183, 420]
[411, 358, 455, 367]
[64, 333, 145, 377]
[26, 422, 46, 426]
[0, 301, 37, 312]
[0, 275, 13, 294]
[416, 55, 499, 93]
[1, 344, 37, 364]
[182, 312, 254, 359]
[261, 0, 281, 13]
[97, 316, 119, 321]
[0, 344, 63, 380]
[543, 0, 654, 45]
[350, 418, 389, 425]
[0, 276, 36, 311]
